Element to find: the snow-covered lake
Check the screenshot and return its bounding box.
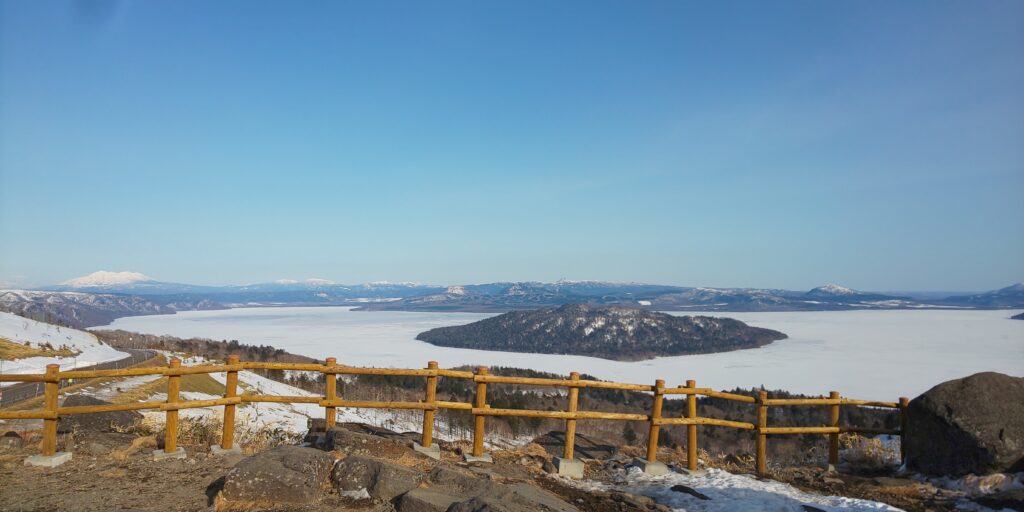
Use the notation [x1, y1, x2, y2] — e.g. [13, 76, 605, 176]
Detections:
[100, 307, 1024, 400]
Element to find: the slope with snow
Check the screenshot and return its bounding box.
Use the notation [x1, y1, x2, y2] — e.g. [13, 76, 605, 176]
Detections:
[578, 467, 901, 512]
[0, 311, 127, 382]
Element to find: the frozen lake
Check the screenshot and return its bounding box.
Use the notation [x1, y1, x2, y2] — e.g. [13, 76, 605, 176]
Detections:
[100, 307, 1024, 400]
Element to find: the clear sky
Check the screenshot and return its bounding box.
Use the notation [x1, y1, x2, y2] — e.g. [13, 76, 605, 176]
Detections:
[1, 1, 1021, 291]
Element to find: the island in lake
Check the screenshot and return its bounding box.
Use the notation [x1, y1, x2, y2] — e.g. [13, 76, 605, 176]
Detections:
[415, 304, 787, 361]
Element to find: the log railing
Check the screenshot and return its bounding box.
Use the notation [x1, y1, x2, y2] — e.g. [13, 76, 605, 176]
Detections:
[0, 358, 908, 477]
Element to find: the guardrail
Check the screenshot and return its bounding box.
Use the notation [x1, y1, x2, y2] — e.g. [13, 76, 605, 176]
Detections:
[0, 349, 156, 408]
[0, 356, 908, 477]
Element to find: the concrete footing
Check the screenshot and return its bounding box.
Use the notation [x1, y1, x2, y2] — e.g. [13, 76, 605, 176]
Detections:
[463, 452, 493, 464]
[553, 457, 584, 479]
[210, 445, 243, 456]
[152, 447, 187, 461]
[413, 442, 441, 460]
[633, 457, 669, 475]
[24, 452, 73, 468]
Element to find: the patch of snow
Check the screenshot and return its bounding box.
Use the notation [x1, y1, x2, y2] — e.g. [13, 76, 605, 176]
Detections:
[575, 467, 901, 511]
[638, 300, 652, 306]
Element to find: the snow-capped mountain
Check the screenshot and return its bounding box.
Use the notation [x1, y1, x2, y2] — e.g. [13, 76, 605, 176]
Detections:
[45, 271, 219, 295]
[805, 284, 859, 297]
[61, 271, 156, 288]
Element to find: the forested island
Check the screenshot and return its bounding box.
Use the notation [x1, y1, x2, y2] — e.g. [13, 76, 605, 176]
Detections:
[416, 304, 787, 361]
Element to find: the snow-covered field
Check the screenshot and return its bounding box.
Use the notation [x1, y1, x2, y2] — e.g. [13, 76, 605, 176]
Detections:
[0, 311, 127, 384]
[100, 307, 1024, 399]
[576, 467, 902, 511]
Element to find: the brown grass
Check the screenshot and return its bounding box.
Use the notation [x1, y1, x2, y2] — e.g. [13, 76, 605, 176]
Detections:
[0, 337, 79, 360]
[111, 373, 225, 404]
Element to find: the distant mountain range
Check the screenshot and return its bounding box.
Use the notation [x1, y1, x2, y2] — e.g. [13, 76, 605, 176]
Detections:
[1, 271, 1021, 329]
[416, 304, 787, 361]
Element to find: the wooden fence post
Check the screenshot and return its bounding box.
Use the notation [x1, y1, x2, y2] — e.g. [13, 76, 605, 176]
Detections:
[564, 372, 580, 460]
[687, 379, 698, 470]
[324, 357, 337, 429]
[472, 367, 488, 457]
[828, 391, 840, 470]
[421, 361, 438, 447]
[646, 379, 665, 462]
[164, 358, 181, 454]
[220, 355, 239, 450]
[899, 396, 909, 464]
[41, 364, 59, 456]
[756, 390, 768, 478]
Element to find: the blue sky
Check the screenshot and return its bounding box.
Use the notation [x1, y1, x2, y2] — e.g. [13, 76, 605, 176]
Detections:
[1, 1, 1021, 291]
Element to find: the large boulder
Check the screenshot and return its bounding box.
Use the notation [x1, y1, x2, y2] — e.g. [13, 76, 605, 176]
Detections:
[58, 395, 143, 433]
[906, 372, 1024, 476]
[395, 466, 578, 512]
[220, 445, 336, 506]
[332, 454, 423, 500]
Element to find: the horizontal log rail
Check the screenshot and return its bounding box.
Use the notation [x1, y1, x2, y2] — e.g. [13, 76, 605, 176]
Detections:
[0, 357, 908, 478]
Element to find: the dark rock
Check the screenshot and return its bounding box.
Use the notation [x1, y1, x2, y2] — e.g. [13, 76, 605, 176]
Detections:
[394, 466, 579, 512]
[532, 431, 617, 460]
[871, 476, 916, 488]
[448, 497, 512, 512]
[332, 455, 422, 500]
[396, 489, 461, 512]
[221, 445, 335, 505]
[58, 395, 142, 433]
[0, 431, 24, 451]
[542, 459, 556, 474]
[670, 484, 710, 500]
[974, 489, 1024, 512]
[319, 424, 409, 455]
[906, 372, 1024, 476]
[802, 506, 827, 512]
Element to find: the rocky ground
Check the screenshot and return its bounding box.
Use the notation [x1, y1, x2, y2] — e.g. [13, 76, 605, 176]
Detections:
[3, 418, 1016, 512]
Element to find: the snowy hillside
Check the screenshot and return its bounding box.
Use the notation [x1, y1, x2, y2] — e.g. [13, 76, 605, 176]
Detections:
[0, 311, 127, 382]
[580, 467, 901, 512]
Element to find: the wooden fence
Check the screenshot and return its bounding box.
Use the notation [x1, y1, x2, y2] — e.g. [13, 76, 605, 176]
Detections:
[0, 356, 909, 477]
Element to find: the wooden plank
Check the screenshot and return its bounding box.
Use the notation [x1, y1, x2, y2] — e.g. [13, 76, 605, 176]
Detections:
[0, 409, 55, 420]
[564, 372, 580, 459]
[473, 367, 488, 456]
[841, 399, 900, 409]
[0, 374, 47, 383]
[240, 395, 320, 404]
[756, 391, 767, 477]
[59, 400, 164, 415]
[320, 399, 435, 410]
[646, 379, 665, 462]
[164, 358, 181, 454]
[764, 398, 841, 406]
[324, 357, 338, 428]
[435, 400, 472, 410]
[422, 361, 438, 447]
[221, 354, 240, 450]
[655, 417, 756, 429]
[686, 379, 698, 471]
[829, 391, 840, 467]
[161, 397, 240, 411]
[41, 364, 59, 456]
[760, 426, 841, 434]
